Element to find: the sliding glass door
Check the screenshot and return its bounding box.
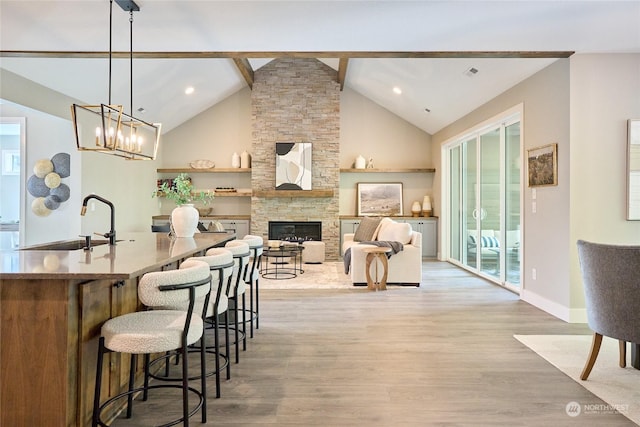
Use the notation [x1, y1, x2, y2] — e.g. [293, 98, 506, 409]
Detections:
[447, 112, 521, 291]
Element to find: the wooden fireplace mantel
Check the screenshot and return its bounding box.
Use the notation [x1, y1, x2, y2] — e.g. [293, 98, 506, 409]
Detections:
[253, 189, 334, 198]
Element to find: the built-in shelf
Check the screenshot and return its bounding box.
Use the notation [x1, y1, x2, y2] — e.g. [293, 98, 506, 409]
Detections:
[340, 168, 436, 173]
[253, 189, 334, 198]
[157, 189, 252, 197]
[157, 168, 251, 173]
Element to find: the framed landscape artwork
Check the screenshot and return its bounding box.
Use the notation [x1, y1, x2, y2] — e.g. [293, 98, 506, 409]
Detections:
[357, 182, 403, 216]
[527, 143, 558, 187]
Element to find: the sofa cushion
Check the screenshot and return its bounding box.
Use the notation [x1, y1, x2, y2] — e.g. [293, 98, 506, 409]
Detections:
[377, 220, 412, 244]
[353, 216, 382, 242]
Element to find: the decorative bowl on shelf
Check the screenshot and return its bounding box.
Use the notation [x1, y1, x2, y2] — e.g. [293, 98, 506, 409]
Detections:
[196, 207, 213, 216]
[190, 159, 215, 169]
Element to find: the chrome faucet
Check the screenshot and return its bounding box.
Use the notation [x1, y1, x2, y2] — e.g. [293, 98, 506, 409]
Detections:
[81, 194, 116, 245]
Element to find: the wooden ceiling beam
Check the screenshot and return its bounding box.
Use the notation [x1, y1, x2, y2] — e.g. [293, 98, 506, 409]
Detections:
[0, 50, 575, 59]
[337, 58, 349, 91]
[232, 57, 254, 89]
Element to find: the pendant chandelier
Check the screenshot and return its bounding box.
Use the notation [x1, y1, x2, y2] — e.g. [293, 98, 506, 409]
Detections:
[71, 0, 161, 160]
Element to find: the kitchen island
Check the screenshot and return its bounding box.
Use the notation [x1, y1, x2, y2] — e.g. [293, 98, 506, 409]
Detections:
[0, 231, 235, 427]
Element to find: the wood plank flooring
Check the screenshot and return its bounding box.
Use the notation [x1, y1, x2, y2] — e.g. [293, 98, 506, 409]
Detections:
[110, 261, 636, 426]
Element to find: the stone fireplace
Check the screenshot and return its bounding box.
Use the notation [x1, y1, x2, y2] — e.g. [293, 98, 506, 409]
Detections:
[250, 58, 340, 260]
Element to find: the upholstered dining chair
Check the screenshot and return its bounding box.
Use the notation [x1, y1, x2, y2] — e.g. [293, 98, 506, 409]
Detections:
[576, 239, 640, 380]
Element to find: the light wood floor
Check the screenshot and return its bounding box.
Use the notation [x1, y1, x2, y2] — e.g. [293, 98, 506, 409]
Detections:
[111, 261, 636, 426]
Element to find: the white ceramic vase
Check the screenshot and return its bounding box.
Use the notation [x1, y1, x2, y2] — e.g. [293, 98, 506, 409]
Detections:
[171, 204, 199, 238]
[231, 152, 240, 168]
[355, 155, 366, 169]
[240, 150, 251, 168]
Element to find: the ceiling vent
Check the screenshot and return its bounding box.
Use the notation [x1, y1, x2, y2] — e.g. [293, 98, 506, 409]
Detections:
[464, 67, 479, 77]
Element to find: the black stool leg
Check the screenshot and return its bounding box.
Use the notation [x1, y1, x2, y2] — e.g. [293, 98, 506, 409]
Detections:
[126, 354, 136, 418]
[93, 337, 105, 427]
[224, 310, 231, 379]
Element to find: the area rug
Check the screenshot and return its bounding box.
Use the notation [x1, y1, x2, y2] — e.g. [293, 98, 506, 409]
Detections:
[259, 261, 354, 289]
[515, 334, 640, 425]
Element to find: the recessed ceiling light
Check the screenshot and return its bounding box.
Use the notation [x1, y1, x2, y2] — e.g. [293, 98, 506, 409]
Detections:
[393, 87, 402, 95]
[137, 107, 146, 113]
[424, 108, 431, 113]
[185, 86, 195, 95]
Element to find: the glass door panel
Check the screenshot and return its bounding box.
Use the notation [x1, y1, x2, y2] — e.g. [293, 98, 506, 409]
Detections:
[505, 122, 521, 287]
[449, 146, 461, 262]
[462, 137, 478, 270]
[479, 128, 501, 277]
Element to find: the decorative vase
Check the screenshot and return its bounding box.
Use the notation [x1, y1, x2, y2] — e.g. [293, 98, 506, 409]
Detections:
[240, 150, 251, 168]
[422, 195, 432, 217]
[171, 204, 199, 238]
[411, 201, 422, 217]
[231, 152, 240, 168]
[355, 155, 366, 169]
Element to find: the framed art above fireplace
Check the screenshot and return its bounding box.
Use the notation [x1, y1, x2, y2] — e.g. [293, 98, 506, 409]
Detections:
[276, 142, 312, 190]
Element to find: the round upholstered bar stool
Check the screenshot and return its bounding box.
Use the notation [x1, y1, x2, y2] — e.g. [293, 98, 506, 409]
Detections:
[221, 240, 250, 363]
[151, 249, 235, 399]
[92, 259, 211, 427]
[242, 234, 264, 337]
[189, 248, 235, 397]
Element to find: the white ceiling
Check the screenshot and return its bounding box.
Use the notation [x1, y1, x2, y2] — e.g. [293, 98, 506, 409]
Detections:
[1, 1, 639, 135]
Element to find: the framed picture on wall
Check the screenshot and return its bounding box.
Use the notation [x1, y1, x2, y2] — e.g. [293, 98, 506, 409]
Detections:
[527, 143, 558, 187]
[275, 142, 312, 190]
[357, 182, 403, 216]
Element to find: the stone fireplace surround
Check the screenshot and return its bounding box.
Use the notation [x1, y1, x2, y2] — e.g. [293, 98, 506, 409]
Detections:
[250, 58, 340, 260]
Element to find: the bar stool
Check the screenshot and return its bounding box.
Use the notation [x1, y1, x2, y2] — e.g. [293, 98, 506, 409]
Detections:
[189, 248, 235, 396]
[151, 249, 234, 399]
[92, 259, 211, 427]
[222, 240, 250, 363]
[242, 234, 263, 337]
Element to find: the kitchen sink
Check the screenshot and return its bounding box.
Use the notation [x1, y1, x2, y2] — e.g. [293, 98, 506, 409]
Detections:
[20, 239, 116, 251]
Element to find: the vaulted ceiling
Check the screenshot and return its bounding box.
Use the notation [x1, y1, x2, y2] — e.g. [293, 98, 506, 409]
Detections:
[1, 1, 639, 135]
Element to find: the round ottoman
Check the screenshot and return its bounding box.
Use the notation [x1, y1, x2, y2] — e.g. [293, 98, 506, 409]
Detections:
[302, 241, 325, 264]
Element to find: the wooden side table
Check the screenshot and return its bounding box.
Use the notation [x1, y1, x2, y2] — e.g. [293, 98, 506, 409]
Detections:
[364, 247, 392, 291]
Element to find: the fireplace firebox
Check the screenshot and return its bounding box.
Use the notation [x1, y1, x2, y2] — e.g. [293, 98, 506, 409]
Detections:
[268, 221, 322, 243]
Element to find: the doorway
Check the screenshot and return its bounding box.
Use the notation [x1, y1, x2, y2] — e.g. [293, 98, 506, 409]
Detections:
[444, 107, 522, 291]
[0, 117, 25, 249]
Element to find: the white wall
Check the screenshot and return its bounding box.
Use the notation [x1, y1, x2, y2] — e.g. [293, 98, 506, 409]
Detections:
[433, 54, 640, 322]
[1, 68, 159, 242]
[568, 53, 640, 320]
[433, 59, 572, 320]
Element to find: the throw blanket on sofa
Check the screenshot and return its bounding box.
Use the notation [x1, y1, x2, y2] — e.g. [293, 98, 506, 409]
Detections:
[344, 241, 404, 274]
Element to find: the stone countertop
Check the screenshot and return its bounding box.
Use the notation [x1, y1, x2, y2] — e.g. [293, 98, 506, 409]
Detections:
[0, 232, 235, 280]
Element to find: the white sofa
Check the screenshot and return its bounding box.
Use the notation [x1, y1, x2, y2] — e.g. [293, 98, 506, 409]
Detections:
[342, 217, 422, 286]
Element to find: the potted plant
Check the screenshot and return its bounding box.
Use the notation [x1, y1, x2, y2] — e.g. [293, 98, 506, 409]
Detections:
[152, 173, 214, 237]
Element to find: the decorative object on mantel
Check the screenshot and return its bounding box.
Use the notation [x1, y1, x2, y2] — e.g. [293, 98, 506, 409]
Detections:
[231, 152, 241, 168]
[152, 173, 214, 237]
[190, 159, 215, 169]
[422, 195, 432, 217]
[411, 201, 422, 217]
[355, 154, 366, 169]
[367, 157, 374, 168]
[240, 150, 251, 168]
[27, 152, 71, 217]
[276, 142, 312, 190]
